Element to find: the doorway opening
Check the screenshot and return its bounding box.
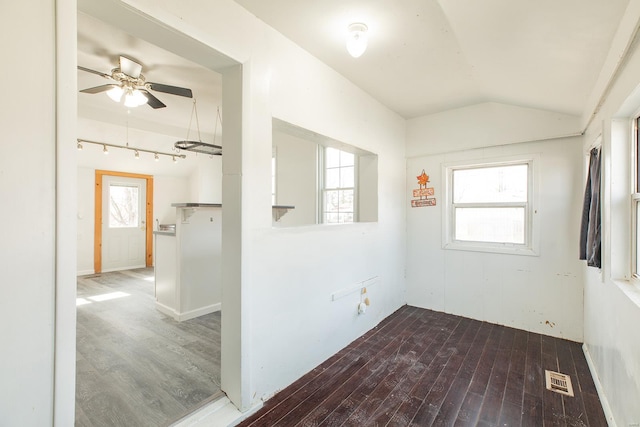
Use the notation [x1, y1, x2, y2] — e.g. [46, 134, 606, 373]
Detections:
[65, 0, 245, 424]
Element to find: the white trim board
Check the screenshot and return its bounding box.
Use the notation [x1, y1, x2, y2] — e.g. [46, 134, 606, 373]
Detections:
[155, 301, 221, 322]
[331, 276, 379, 301]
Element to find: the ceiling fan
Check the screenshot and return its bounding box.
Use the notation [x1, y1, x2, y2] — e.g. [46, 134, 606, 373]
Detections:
[78, 55, 193, 109]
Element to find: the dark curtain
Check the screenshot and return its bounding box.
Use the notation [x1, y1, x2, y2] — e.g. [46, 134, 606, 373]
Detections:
[579, 147, 601, 268]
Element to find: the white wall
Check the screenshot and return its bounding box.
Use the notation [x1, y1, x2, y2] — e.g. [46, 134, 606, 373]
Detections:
[580, 24, 640, 425]
[406, 102, 581, 157]
[154, 175, 189, 225]
[0, 0, 57, 425]
[178, 207, 222, 315]
[273, 130, 318, 226]
[188, 155, 223, 203]
[77, 167, 96, 275]
[109, 0, 407, 407]
[406, 103, 585, 341]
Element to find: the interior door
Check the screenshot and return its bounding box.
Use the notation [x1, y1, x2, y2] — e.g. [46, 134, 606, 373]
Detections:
[101, 175, 147, 272]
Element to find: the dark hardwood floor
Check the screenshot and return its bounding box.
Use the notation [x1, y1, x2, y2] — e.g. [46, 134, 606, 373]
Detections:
[75, 268, 221, 427]
[239, 305, 607, 427]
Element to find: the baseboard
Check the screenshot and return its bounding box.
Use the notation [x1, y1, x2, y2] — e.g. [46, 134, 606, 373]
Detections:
[177, 303, 221, 322]
[582, 344, 617, 427]
[155, 301, 179, 320]
[171, 394, 263, 427]
[77, 269, 95, 276]
[155, 301, 221, 322]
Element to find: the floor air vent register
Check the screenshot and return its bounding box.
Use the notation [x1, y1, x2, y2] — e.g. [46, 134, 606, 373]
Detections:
[545, 370, 575, 397]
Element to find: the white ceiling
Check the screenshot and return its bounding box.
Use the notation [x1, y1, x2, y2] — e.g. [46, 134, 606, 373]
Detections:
[233, 0, 630, 119]
[78, 0, 632, 136]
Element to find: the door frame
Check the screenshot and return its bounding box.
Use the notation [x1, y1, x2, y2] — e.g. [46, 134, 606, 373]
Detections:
[95, 170, 154, 273]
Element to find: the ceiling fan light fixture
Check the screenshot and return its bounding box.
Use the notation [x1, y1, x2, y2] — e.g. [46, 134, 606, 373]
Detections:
[123, 88, 148, 108]
[106, 86, 124, 102]
[346, 23, 368, 58]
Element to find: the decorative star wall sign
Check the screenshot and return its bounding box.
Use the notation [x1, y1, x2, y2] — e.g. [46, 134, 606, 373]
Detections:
[411, 169, 436, 207]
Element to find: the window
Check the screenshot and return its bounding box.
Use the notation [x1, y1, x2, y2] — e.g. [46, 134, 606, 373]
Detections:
[322, 147, 355, 224]
[109, 184, 140, 228]
[443, 156, 538, 255]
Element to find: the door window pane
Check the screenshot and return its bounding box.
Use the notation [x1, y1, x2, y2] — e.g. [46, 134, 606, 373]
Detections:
[109, 185, 139, 228]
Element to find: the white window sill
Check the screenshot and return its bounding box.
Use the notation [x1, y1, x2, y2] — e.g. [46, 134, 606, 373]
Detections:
[443, 241, 539, 257]
[612, 278, 640, 309]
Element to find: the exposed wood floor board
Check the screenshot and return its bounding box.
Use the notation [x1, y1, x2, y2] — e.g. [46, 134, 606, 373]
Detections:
[239, 305, 607, 427]
[75, 268, 221, 427]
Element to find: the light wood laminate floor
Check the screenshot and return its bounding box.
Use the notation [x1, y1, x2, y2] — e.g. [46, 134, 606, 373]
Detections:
[76, 268, 221, 427]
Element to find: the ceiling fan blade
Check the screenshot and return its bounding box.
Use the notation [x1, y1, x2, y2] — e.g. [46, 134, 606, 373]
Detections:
[119, 56, 142, 78]
[141, 90, 166, 109]
[80, 84, 119, 94]
[77, 66, 113, 80]
[148, 82, 193, 98]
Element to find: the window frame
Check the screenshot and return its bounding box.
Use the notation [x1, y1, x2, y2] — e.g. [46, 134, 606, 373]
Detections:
[632, 117, 640, 278]
[319, 146, 358, 224]
[442, 154, 540, 256]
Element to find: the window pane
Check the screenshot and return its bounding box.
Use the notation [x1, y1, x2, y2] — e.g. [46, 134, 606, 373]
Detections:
[340, 166, 354, 188]
[338, 213, 354, 223]
[326, 168, 340, 188]
[340, 151, 354, 166]
[109, 185, 139, 228]
[326, 147, 340, 168]
[453, 164, 528, 203]
[455, 207, 525, 244]
[324, 190, 339, 212]
[339, 189, 354, 212]
[326, 213, 339, 224]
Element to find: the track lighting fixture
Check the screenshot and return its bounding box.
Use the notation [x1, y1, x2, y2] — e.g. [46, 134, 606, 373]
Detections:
[76, 139, 186, 162]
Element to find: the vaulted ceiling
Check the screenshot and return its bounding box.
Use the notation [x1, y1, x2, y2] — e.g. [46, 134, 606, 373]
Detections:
[78, 0, 632, 139]
[233, 0, 631, 119]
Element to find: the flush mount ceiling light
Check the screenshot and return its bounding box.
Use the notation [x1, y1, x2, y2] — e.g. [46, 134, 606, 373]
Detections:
[346, 23, 368, 58]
